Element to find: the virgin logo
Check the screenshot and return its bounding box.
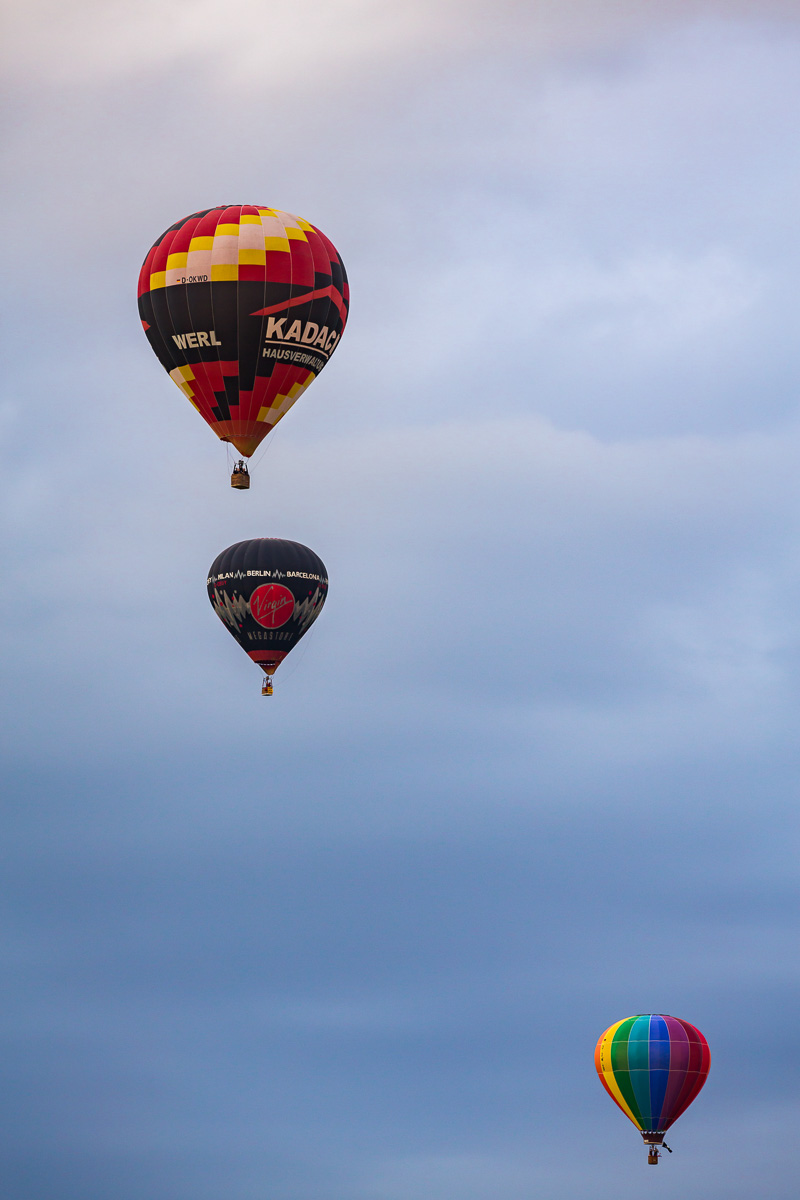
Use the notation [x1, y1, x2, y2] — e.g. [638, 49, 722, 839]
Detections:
[250, 583, 295, 629]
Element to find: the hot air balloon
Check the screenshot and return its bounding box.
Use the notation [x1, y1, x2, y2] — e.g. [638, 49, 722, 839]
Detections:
[208, 538, 328, 695]
[595, 1014, 710, 1164]
[138, 206, 349, 487]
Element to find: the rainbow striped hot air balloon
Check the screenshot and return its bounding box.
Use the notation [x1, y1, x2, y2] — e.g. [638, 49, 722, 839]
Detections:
[595, 1014, 710, 1164]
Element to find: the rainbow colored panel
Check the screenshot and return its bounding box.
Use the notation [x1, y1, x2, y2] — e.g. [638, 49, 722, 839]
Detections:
[595, 1014, 710, 1133]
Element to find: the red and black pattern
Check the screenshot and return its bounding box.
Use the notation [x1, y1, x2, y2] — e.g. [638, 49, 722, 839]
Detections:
[138, 206, 349, 457]
[207, 539, 328, 678]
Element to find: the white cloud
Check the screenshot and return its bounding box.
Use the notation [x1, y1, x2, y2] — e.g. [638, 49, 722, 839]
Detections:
[3, 400, 800, 779]
[1, 0, 454, 86]
[6, 0, 800, 88]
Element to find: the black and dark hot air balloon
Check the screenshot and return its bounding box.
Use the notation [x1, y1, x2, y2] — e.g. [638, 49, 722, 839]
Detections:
[207, 539, 328, 694]
[138, 205, 348, 486]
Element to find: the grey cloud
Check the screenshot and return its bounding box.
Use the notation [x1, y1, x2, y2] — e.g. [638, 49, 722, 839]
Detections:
[2, 771, 799, 1198]
[2, 6, 800, 1198]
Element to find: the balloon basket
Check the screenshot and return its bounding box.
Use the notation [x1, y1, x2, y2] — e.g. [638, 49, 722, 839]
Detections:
[261, 678, 274, 697]
[642, 1132, 666, 1165]
[231, 461, 250, 489]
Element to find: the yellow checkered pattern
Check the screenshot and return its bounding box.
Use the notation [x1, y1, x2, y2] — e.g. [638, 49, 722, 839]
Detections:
[150, 207, 311, 290]
[169, 364, 200, 410]
[256, 372, 315, 424]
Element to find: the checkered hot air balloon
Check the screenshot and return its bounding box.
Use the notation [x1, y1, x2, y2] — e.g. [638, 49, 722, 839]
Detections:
[595, 1014, 710, 1164]
[138, 206, 348, 481]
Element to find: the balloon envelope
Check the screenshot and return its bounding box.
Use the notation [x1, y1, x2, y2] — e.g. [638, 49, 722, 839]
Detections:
[139, 205, 348, 457]
[207, 539, 328, 679]
[595, 1014, 710, 1134]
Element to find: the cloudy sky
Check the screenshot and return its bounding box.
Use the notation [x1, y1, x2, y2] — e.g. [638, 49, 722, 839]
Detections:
[3, 1, 800, 1196]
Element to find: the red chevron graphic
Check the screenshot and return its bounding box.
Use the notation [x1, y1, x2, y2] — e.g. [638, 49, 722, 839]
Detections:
[250, 284, 347, 324]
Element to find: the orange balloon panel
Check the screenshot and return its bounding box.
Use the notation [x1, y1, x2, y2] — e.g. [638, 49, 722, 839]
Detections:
[138, 205, 349, 457]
